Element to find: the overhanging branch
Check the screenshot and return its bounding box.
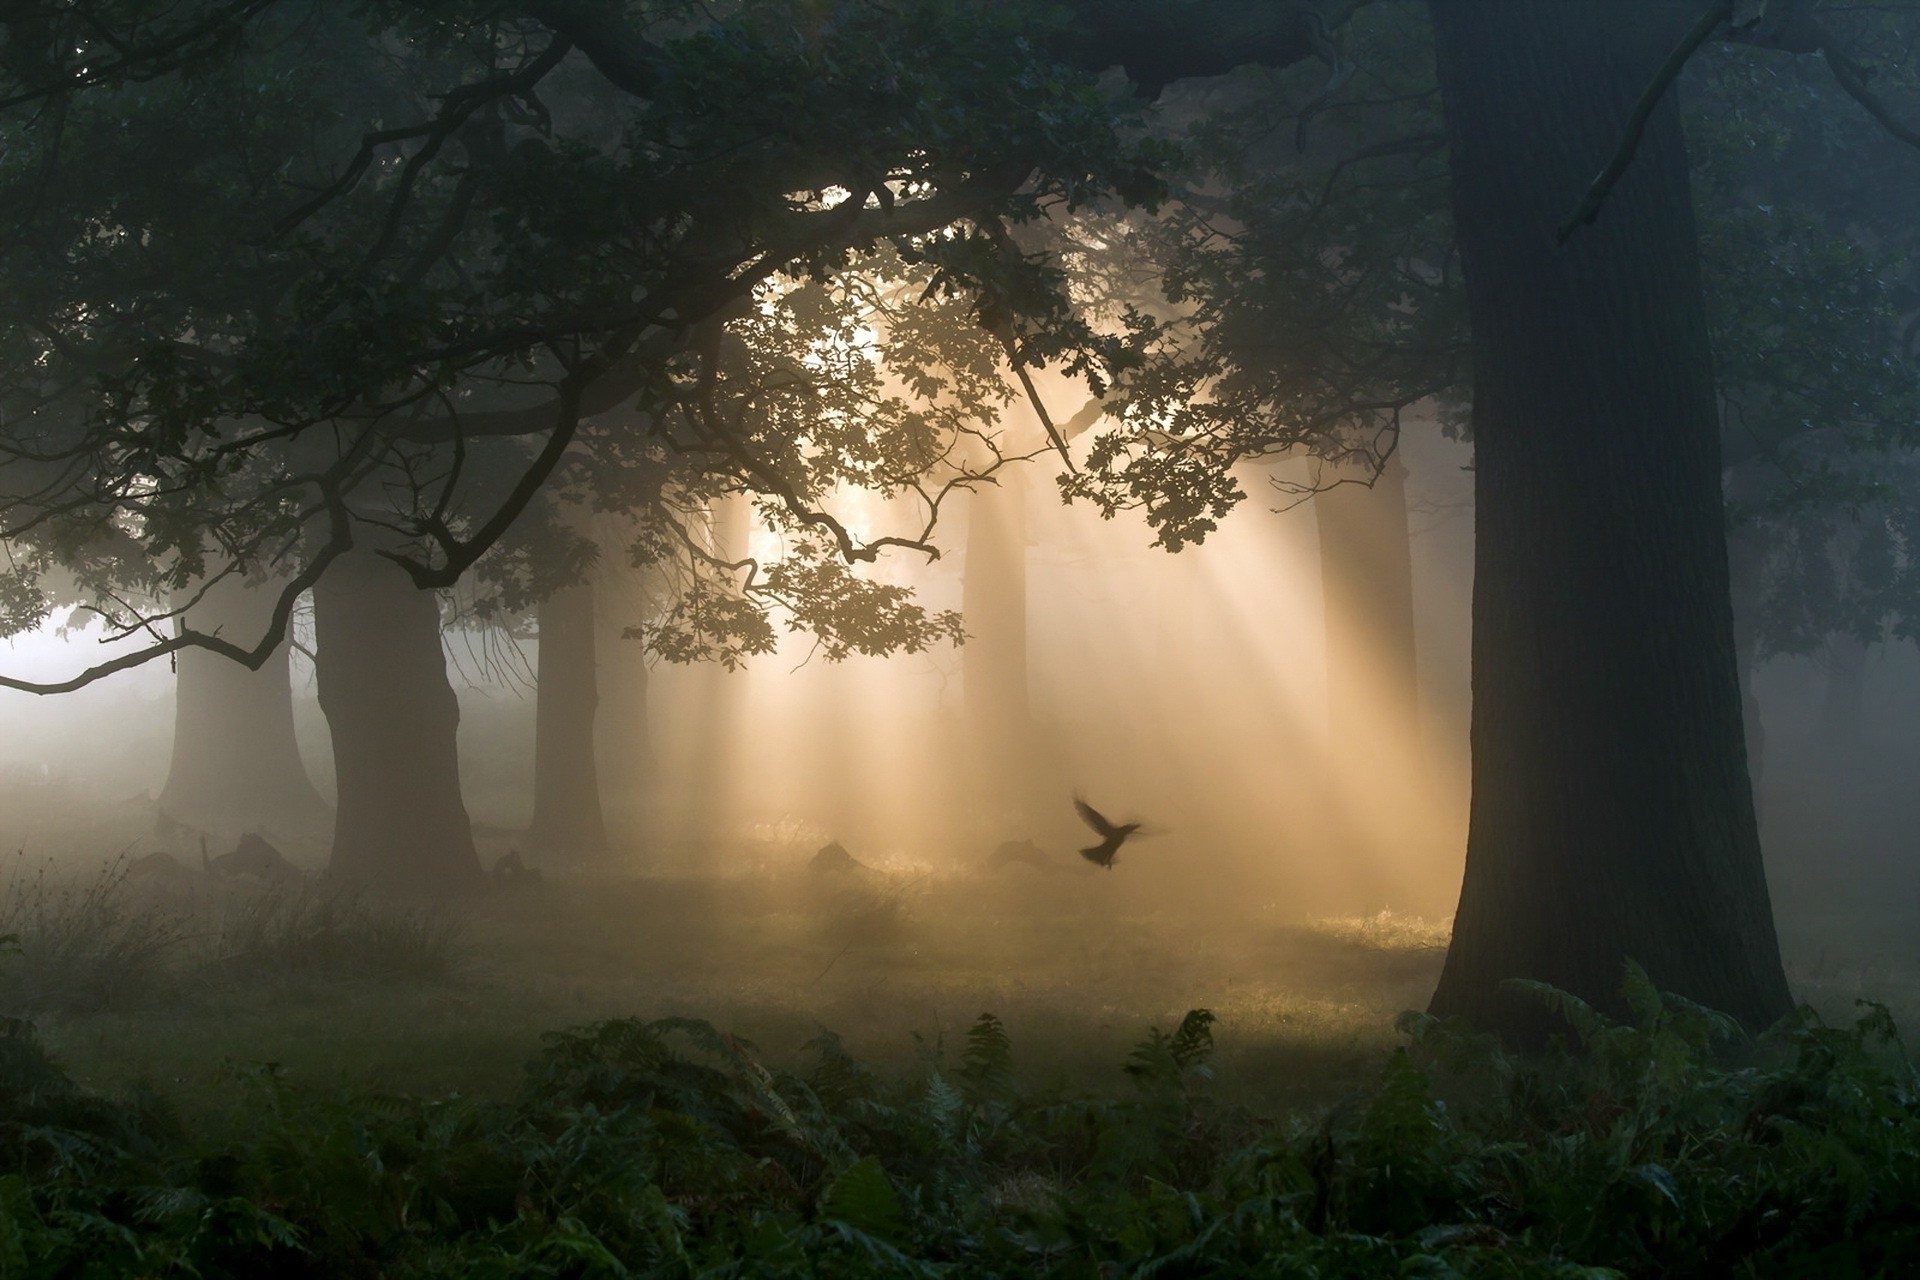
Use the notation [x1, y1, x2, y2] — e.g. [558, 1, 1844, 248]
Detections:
[0, 484, 353, 694]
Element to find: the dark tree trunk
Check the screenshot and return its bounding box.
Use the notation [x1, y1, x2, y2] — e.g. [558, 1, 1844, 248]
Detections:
[1315, 451, 1420, 779]
[962, 471, 1040, 824]
[1426, 0, 1791, 1032]
[528, 581, 611, 859]
[312, 551, 482, 893]
[158, 575, 328, 837]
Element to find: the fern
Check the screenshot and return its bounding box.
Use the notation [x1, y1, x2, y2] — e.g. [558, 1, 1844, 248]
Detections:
[0, 977, 1915, 1275]
[957, 1012, 1014, 1103]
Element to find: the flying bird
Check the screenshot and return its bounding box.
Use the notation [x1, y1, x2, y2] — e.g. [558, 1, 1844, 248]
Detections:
[1074, 796, 1143, 869]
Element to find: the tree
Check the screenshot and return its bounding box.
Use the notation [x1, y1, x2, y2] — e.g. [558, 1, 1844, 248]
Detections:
[158, 572, 328, 838]
[313, 550, 482, 893]
[1419, 0, 1792, 1030]
[961, 470, 1039, 827]
[589, 514, 655, 849]
[3, 0, 1917, 1013]
[1313, 451, 1424, 839]
[0, 0, 1165, 891]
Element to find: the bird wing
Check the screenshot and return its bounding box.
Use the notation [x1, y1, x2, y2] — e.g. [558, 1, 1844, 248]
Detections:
[1074, 796, 1119, 838]
[1079, 842, 1116, 867]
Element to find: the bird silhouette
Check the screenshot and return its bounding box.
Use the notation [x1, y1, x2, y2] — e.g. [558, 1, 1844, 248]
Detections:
[1074, 796, 1142, 868]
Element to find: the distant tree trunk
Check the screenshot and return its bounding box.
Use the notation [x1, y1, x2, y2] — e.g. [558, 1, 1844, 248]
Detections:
[528, 580, 610, 860]
[685, 495, 752, 856]
[592, 520, 652, 849]
[158, 574, 328, 837]
[1315, 451, 1420, 781]
[1426, 0, 1791, 1033]
[312, 550, 481, 893]
[1314, 451, 1424, 903]
[962, 471, 1039, 827]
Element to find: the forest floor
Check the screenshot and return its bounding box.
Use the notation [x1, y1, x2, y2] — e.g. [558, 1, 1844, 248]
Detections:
[27, 856, 1450, 1130]
[4, 775, 1916, 1129]
[10, 856, 1912, 1137]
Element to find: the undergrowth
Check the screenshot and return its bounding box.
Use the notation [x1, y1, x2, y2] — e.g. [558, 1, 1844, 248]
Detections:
[0, 856, 460, 1014]
[0, 964, 1916, 1277]
[0, 857, 188, 1013]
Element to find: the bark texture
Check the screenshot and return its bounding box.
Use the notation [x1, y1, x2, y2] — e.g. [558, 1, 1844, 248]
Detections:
[529, 581, 611, 859]
[158, 575, 328, 837]
[313, 550, 481, 893]
[1426, 0, 1792, 1032]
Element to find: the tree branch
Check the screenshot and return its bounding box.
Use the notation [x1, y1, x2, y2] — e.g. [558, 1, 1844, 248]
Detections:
[1558, 0, 1733, 244]
[0, 484, 352, 694]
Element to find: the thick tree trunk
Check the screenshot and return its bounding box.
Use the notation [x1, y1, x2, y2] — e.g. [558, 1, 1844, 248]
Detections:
[528, 580, 611, 859]
[312, 551, 482, 893]
[158, 575, 329, 838]
[962, 472, 1040, 825]
[1426, 0, 1791, 1032]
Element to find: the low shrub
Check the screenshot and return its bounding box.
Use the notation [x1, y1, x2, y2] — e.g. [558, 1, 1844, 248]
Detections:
[0, 856, 189, 1014]
[0, 855, 464, 1016]
[204, 887, 462, 984]
[0, 968, 1916, 1275]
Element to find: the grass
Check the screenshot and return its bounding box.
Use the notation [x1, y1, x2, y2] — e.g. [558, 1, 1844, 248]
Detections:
[0, 853, 191, 1014]
[3, 966, 1920, 1276]
[5, 826, 1918, 1274]
[0, 818, 1911, 1276]
[0, 854, 459, 1023]
[5, 851, 1445, 1134]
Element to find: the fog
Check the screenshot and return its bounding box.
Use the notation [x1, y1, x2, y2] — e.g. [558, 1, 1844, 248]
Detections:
[6, 401, 1917, 1102]
[2, 416, 1481, 916]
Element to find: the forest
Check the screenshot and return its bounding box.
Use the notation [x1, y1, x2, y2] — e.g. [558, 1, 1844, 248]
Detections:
[2, 0, 1920, 1274]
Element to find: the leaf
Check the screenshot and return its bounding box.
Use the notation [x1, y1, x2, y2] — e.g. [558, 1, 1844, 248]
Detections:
[1634, 1161, 1682, 1210]
[819, 1156, 905, 1243]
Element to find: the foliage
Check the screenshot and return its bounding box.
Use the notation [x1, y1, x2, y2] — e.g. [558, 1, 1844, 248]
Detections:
[0, 974, 1918, 1275]
[0, 0, 1173, 678]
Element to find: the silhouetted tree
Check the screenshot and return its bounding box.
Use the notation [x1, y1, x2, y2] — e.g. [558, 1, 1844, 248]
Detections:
[1421, 0, 1792, 1030]
[158, 574, 328, 838]
[313, 551, 481, 893]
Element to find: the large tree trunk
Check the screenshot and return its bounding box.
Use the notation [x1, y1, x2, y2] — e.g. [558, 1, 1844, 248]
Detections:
[158, 575, 329, 838]
[528, 580, 611, 859]
[312, 551, 482, 893]
[1426, 0, 1791, 1032]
